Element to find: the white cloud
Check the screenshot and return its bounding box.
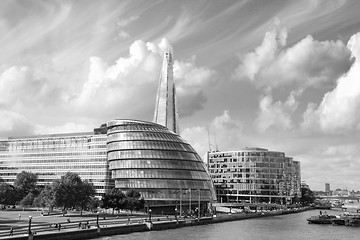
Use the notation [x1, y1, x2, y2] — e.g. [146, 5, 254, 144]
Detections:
[182, 110, 243, 158]
[302, 32, 360, 132]
[0, 110, 34, 137]
[235, 19, 352, 91]
[34, 122, 92, 135]
[174, 56, 216, 95]
[174, 56, 216, 117]
[0, 38, 216, 137]
[255, 91, 300, 132]
[0, 65, 63, 109]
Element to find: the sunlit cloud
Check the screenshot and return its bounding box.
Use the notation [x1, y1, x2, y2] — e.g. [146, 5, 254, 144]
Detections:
[234, 19, 352, 91]
[302, 32, 360, 132]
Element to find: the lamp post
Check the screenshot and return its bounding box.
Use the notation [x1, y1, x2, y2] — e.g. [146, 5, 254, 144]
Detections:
[149, 209, 152, 223]
[28, 216, 32, 235]
[96, 212, 99, 228]
[175, 207, 178, 222]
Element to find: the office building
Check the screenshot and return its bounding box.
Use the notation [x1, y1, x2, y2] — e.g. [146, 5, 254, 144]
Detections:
[207, 147, 301, 204]
[0, 128, 113, 195]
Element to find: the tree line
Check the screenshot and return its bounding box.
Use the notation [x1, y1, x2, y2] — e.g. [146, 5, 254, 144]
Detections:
[0, 171, 144, 214]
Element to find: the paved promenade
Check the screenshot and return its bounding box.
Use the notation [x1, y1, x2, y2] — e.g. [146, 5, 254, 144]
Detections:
[0, 207, 311, 240]
[0, 208, 151, 239]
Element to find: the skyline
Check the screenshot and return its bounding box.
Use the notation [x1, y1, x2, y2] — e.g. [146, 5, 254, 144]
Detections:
[1, 0, 360, 191]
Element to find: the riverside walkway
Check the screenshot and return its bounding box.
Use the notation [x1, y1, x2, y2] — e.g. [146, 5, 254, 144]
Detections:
[0, 207, 310, 240]
[0, 208, 151, 239]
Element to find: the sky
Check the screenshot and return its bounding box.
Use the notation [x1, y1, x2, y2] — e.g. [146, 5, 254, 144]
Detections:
[1, 0, 360, 191]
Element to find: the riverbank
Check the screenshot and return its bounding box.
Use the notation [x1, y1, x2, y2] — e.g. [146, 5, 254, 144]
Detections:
[0, 207, 311, 240]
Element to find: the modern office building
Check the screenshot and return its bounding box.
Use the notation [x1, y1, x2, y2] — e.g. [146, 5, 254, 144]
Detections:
[107, 119, 216, 212]
[0, 126, 113, 195]
[207, 147, 301, 204]
[0, 46, 216, 210]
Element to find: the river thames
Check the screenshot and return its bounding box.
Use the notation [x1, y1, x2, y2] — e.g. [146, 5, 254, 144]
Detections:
[99, 209, 359, 240]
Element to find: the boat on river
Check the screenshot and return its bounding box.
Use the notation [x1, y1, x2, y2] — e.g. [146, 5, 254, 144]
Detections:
[307, 214, 337, 224]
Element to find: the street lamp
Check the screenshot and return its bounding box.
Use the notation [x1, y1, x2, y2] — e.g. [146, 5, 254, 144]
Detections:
[28, 216, 32, 235]
[96, 212, 99, 228]
[175, 207, 178, 221]
[149, 209, 152, 223]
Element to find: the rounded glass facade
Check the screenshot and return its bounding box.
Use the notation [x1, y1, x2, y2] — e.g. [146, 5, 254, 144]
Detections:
[107, 119, 216, 207]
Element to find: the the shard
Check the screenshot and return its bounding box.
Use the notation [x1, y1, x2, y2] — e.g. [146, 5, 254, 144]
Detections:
[153, 46, 179, 133]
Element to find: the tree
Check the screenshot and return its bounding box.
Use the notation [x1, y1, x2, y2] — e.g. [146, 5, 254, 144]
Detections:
[0, 183, 17, 208]
[300, 187, 315, 204]
[33, 185, 55, 211]
[77, 181, 96, 215]
[20, 192, 35, 207]
[101, 189, 125, 214]
[124, 190, 145, 213]
[52, 172, 95, 212]
[87, 197, 100, 212]
[14, 171, 38, 199]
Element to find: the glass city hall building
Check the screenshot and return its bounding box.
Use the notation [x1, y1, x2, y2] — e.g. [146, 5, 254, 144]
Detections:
[207, 148, 301, 204]
[0, 47, 216, 211]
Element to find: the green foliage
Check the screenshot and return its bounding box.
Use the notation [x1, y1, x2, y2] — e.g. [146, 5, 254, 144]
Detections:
[14, 171, 38, 196]
[20, 192, 35, 207]
[0, 182, 17, 206]
[125, 189, 144, 213]
[33, 185, 55, 209]
[77, 181, 96, 214]
[52, 172, 95, 211]
[300, 187, 315, 204]
[101, 189, 125, 214]
[33, 172, 95, 213]
[87, 197, 100, 212]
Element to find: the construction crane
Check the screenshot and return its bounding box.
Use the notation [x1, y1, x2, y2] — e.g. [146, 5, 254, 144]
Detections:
[207, 127, 218, 152]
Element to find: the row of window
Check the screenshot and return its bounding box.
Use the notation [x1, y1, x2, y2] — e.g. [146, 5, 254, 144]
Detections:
[107, 132, 181, 143]
[107, 141, 194, 153]
[209, 157, 292, 164]
[107, 124, 169, 134]
[0, 165, 108, 170]
[115, 179, 212, 190]
[209, 151, 285, 158]
[111, 169, 210, 180]
[0, 158, 107, 165]
[108, 150, 200, 162]
[0, 151, 107, 158]
[129, 189, 212, 200]
[0, 144, 107, 152]
[109, 159, 204, 171]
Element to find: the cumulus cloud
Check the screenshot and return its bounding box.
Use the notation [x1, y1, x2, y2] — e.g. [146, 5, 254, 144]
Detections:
[302, 32, 360, 132]
[0, 110, 34, 137]
[255, 91, 300, 132]
[182, 110, 243, 159]
[0, 66, 62, 108]
[234, 19, 352, 90]
[76, 38, 216, 120]
[174, 55, 216, 117]
[0, 38, 216, 138]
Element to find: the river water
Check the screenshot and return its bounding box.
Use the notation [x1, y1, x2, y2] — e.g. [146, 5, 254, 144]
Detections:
[99, 209, 359, 240]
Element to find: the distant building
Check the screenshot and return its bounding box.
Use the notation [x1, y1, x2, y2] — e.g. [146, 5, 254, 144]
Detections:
[325, 183, 331, 193]
[207, 147, 301, 204]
